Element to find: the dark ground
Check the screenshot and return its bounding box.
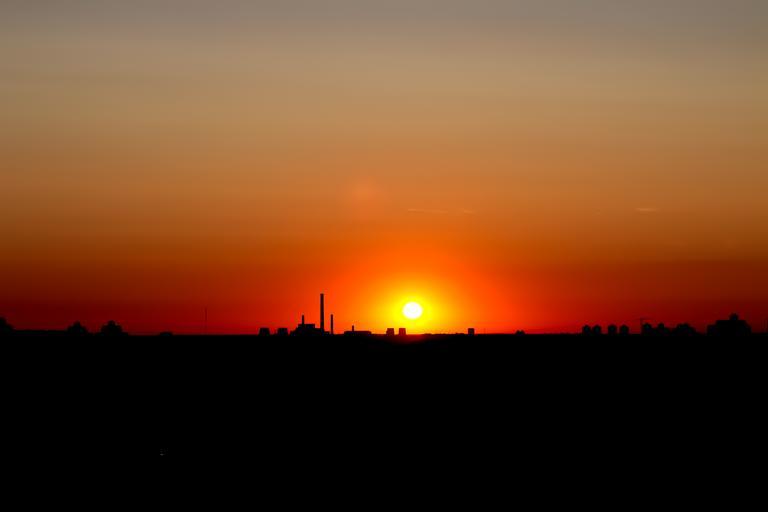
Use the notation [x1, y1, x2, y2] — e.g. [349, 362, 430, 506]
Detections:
[4, 332, 766, 470]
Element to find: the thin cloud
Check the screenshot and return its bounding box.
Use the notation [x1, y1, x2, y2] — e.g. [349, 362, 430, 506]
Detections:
[407, 208, 449, 214]
[407, 208, 478, 215]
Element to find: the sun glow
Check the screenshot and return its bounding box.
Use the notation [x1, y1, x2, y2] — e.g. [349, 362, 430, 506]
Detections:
[402, 301, 424, 320]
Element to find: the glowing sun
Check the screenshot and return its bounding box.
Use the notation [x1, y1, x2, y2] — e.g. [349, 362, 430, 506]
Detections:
[402, 302, 424, 320]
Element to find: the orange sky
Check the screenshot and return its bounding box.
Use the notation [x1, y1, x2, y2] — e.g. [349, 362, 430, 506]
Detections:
[1, 1, 767, 333]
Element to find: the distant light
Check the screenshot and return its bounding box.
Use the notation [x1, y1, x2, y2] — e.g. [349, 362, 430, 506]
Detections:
[403, 302, 423, 320]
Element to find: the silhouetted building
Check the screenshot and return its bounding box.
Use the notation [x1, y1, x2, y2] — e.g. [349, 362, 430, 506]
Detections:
[619, 325, 630, 336]
[707, 314, 751, 337]
[292, 294, 330, 336]
[100, 320, 125, 336]
[292, 321, 323, 336]
[641, 323, 669, 336]
[343, 326, 372, 337]
[259, 327, 271, 336]
[386, 328, 395, 336]
[398, 328, 407, 336]
[515, 330, 526, 336]
[607, 324, 618, 336]
[320, 293, 325, 333]
[581, 325, 605, 335]
[277, 327, 289, 336]
[66, 321, 88, 336]
[639, 322, 694, 337]
[468, 328, 475, 336]
[673, 323, 697, 336]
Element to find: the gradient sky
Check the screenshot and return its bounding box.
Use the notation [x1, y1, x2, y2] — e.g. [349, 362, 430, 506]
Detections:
[1, 1, 767, 333]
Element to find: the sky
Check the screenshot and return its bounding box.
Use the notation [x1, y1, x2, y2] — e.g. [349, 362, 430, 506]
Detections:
[1, 1, 767, 333]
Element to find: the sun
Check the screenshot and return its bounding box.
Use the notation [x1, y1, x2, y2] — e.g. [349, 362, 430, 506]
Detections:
[402, 301, 423, 320]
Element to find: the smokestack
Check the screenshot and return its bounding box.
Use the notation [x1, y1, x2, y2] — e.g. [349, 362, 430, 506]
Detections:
[320, 293, 325, 332]
[330, 314, 334, 335]
[301, 314, 305, 325]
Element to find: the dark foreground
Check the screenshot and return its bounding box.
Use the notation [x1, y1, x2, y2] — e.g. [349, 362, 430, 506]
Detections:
[4, 332, 766, 473]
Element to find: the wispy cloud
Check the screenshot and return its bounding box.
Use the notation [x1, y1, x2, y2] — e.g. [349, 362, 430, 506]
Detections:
[635, 207, 659, 213]
[407, 208, 479, 215]
[407, 208, 449, 215]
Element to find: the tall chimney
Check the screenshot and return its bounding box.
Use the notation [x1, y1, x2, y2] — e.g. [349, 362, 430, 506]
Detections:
[301, 314, 305, 326]
[330, 314, 334, 335]
[320, 293, 325, 332]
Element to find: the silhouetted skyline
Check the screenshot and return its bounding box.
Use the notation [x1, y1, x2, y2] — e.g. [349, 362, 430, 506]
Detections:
[1, 294, 763, 337]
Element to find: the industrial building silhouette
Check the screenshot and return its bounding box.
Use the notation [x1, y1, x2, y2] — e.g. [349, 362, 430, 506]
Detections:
[0, 296, 763, 339]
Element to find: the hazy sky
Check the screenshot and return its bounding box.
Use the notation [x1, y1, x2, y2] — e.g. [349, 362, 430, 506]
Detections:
[1, 1, 767, 333]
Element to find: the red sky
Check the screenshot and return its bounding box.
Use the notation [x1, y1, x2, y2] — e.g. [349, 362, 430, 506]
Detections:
[1, 2, 767, 333]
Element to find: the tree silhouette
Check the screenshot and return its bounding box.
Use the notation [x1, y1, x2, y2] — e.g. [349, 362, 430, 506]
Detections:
[100, 320, 125, 336]
[67, 321, 89, 335]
